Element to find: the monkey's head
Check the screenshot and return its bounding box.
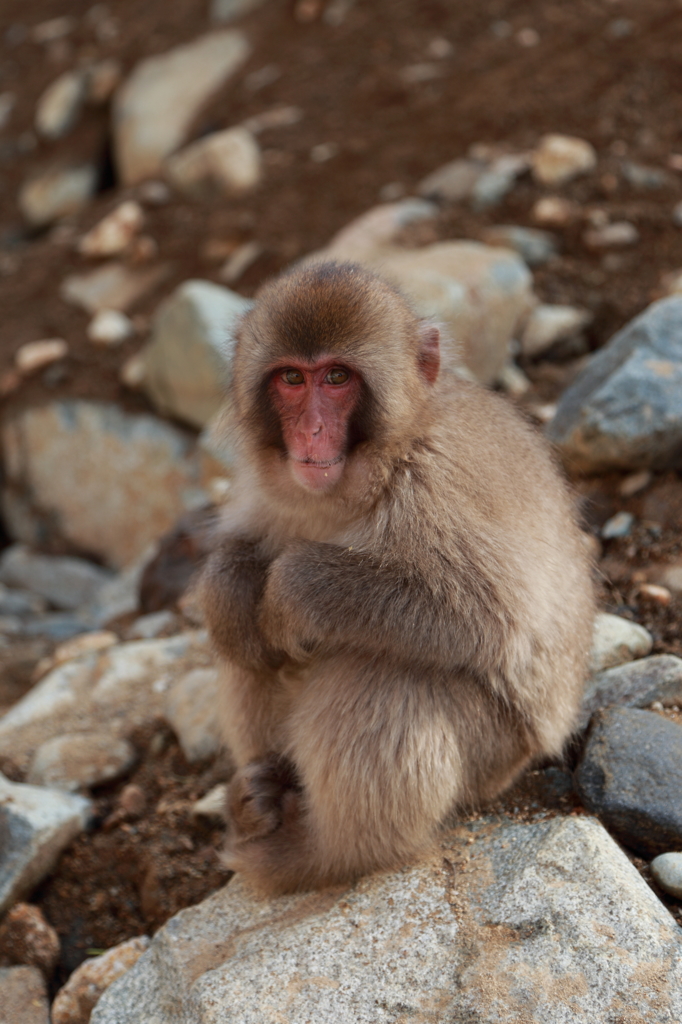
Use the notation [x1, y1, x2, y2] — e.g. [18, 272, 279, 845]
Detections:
[231, 262, 440, 496]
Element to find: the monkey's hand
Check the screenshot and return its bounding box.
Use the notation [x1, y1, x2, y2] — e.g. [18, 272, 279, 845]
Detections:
[258, 543, 330, 663]
[197, 538, 286, 671]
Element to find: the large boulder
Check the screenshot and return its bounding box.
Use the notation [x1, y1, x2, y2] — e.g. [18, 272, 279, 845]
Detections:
[140, 280, 253, 429]
[113, 31, 250, 184]
[91, 816, 682, 1023]
[1, 402, 212, 568]
[548, 296, 682, 473]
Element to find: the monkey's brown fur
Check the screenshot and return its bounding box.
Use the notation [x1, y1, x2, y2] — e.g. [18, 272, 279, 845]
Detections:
[198, 261, 594, 895]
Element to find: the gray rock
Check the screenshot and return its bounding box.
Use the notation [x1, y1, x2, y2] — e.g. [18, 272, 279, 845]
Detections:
[520, 303, 591, 359]
[27, 731, 136, 791]
[35, 69, 87, 140]
[548, 296, 682, 473]
[164, 667, 223, 762]
[210, 0, 269, 22]
[89, 548, 155, 626]
[14, 613, 97, 640]
[575, 706, 682, 857]
[621, 161, 669, 190]
[0, 582, 46, 617]
[0, 966, 49, 1024]
[165, 127, 261, 199]
[583, 221, 639, 249]
[141, 279, 253, 429]
[0, 773, 91, 914]
[589, 611, 652, 675]
[113, 31, 251, 184]
[581, 655, 682, 728]
[471, 154, 527, 209]
[18, 165, 97, 227]
[127, 610, 179, 640]
[0, 545, 111, 610]
[0, 632, 210, 772]
[479, 224, 558, 266]
[90, 815, 682, 1024]
[2, 402, 211, 569]
[651, 852, 682, 899]
[417, 157, 484, 203]
[51, 936, 151, 1024]
[60, 261, 170, 315]
[601, 510, 634, 539]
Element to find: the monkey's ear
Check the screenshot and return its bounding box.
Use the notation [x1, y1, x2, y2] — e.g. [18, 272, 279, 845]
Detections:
[417, 323, 441, 385]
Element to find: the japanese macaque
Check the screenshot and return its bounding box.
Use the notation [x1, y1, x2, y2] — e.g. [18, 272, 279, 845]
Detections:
[198, 261, 594, 895]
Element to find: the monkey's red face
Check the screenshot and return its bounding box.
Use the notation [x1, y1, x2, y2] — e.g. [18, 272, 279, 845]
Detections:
[269, 358, 361, 492]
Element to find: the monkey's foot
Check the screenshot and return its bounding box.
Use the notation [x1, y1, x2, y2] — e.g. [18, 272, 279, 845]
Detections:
[226, 754, 300, 842]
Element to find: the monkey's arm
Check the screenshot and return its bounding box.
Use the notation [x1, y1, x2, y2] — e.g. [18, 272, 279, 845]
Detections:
[198, 538, 285, 671]
[260, 540, 510, 671]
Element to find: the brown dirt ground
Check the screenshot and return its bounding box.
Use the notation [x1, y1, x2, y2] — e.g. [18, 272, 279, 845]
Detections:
[1, 0, 681, 991]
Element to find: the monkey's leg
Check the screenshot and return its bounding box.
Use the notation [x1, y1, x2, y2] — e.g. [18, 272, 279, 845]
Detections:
[218, 659, 289, 767]
[223, 656, 478, 895]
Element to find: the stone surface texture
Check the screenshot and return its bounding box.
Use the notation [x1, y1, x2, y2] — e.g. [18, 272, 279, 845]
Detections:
[651, 853, 682, 900]
[576, 706, 682, 857]
[0, 774, 91, 914]
[0, 966, 50, 1024]
[51, 936, 150, 1024]
[0, 632, 210, 772]
[1, 401, 210, 568]
[588, 611, 653, 675]
[531, 133, 597, 185]
[164, 667, 223, 763]
[548, 296, 682, 473]
[0, 902, 60, 976]
[113, 31, 250, 184]
[90, 815, 682, 1024]
[141, 279, 252, 429]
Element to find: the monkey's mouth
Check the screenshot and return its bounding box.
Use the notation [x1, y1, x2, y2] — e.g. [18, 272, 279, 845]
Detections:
[290, 454, 346, 491]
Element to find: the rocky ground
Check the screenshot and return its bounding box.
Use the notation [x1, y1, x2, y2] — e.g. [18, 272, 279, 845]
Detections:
[1, 0, 682, 1021]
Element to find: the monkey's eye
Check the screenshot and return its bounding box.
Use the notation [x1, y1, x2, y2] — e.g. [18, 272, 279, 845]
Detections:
[282, 369, 304, 385]
[325, 367, 350, 386]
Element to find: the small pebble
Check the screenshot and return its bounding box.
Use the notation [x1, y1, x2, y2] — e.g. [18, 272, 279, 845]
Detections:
[531, 196, 577, 226]
[15, 338, 68, 375]
[120, 352, 147, 389]
[0, 903, 60, 976]
[619, 469, 651, 497]
[78, 200, 144, 257]
[310, 142, 339, 163]
[650, 852, 682, 899]
[601, 511, 634, 539]
[638, 584, 671, 607]
[583, 221, 639, 249]
[87, 309, 135, 346]
[516, 27, 539, 47]
[118, 783, 146, 818]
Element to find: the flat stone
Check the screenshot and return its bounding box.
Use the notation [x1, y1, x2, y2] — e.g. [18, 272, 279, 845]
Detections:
[165, 127, 261, 199]
[621, 161, 669, 190]
[15, 339, 69, 375]
[141, 279, 252, 429]
[1, 401, 210, 568]
[548, 296, 682, 472]
[417, 157, 485, 203]
[113, 31, 250, 184]
[479, 224, 558, 266]
[521, 304, 591, 358]
[0, 774, 91, 914]
[0, 546, 111, 611]
[584, 221, 639, 249]
[589, 611, 652, 675]
[27, 731, 136, 791]
[52, 936, 150, 1024]
[60, 261, 169, 314]
[0, 966, 49, 1024]
[531, 133, 597, 185]
[575, 706, 682, 857]
[18, 165, 97, 227]
[581, 655, 682, 728]
[164, 667, 222, 763]
[35, 69, 87, 140]
[90, 816, 682, 1024]
[650, 852, 682, 899]
[0, 633, 210, 772]
[0, 583, 45, 617]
